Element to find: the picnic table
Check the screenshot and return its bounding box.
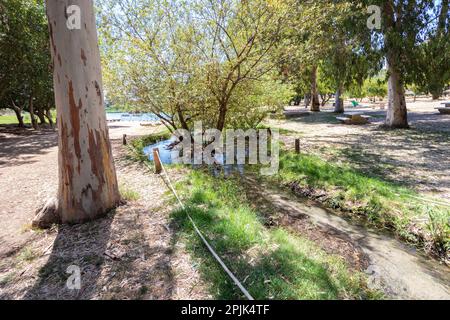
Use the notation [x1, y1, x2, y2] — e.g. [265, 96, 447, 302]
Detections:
[436, 102, 450, 114]
[336, 113, 371, 125]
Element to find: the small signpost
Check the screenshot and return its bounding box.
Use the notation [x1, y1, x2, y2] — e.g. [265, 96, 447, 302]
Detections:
[295, 139, 300, 154]
[153, 148, 163, 174]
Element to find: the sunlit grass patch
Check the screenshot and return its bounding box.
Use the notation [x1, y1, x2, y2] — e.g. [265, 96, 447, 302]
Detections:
[272, 151, 450, 257]
[170, 170, 379, 300]
[120, 185, 140, 202]
[17, 246, 37, 263]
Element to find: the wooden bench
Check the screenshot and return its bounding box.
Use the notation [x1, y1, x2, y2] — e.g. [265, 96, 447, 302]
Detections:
[336, 114, 371, 125]
[436, 107, 450, 115]
[435, 102, 450, 114]
[284, 110, 311, 118]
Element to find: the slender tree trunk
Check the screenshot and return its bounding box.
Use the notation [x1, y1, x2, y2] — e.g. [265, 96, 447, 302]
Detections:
[45, 108, 54, 128]
[310, 65, 320, 112]
[304, 94, 310, 108]
[334, 84, 344, 113]
[35, 108, 47, 125]
[35, 0, 120, 227]
[28, 93, 39, 130]
[10, 101, 24, 128]
[217, 101, 227, 131]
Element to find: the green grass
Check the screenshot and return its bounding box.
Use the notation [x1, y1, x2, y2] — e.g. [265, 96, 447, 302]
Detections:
[170, 170, 380, 300]
[269, 151, 450, 255]
[120, 185, 140, 201]
[0, 112, 57, 125]
[17, 247, 37, 263]
[0, 115, 22, 125]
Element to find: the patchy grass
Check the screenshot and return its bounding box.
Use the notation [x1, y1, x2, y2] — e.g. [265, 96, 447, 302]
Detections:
[268, 151, 449, 260]
[120, 185, 140, 201]
[170, 170, 380, 300]
[0, 272, 15, 287]
[17, 247, 37, 263]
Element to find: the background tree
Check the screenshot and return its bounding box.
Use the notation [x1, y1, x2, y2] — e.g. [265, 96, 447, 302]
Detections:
[0, 0, 54, 128]
[369, 0, 447, 128]
[99, 0, 289, 133]
[413, 0, 449, 99]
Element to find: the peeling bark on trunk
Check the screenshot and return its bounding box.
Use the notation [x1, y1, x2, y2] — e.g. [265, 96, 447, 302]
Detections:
[386, 64, 408, 128]
[310, 66, 320, 112]
[41, 0, 120, 225]
[334, 85, 344, 113]
[383, 0, 409, 128]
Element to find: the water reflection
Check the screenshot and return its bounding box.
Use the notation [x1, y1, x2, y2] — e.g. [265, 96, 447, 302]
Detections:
[142, 139, 245, 176]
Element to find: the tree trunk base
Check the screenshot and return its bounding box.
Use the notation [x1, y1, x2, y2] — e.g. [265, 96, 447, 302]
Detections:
[32, 198, 60, 229]
[380, 123, 410, 130]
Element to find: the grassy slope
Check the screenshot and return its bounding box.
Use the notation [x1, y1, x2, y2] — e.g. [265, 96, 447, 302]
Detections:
[130, 133, 379, 299]
[171, 170, 379, 300]
[269, 150, 449, 257]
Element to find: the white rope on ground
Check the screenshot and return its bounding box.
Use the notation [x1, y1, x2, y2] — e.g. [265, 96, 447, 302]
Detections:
[395, 193, 450, 208]
[153, 149, 255, 301]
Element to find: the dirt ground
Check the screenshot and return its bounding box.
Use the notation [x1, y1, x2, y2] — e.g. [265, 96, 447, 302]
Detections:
[0, 101, 449, 299]
[0, 122, 210, 300]
[270, 98, 450, 200]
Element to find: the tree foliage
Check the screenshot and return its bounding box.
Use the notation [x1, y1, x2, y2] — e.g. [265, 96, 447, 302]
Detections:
[0, 0, 54, 128]
[99, 0, 292, 132]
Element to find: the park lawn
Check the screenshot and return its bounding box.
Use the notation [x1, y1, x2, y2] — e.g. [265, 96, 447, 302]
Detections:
[0, 115, 29, 125]
[170, 170, 379, 300]
[0, 112, 57, 125]
[266, 150, 450, 258]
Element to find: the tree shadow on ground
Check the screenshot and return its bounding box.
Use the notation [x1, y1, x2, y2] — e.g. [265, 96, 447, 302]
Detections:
[23, 205, 176, 300]
[284, 122, 450, 192]
[331, 126, 450, 190]
[0, 128, 57, 168]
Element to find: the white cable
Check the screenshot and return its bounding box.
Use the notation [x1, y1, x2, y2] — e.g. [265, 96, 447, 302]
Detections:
[154, 150, 255, 301]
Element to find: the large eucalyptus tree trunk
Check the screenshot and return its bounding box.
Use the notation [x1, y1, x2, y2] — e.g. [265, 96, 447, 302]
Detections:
[34, 0, 120, 227]
[310, 65, 320, 112]
[385, 63, 408, 128]
[383, 1, 409, 128]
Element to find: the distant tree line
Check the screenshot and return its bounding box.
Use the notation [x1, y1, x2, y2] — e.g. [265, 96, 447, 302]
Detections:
[0, 0, 54, 129]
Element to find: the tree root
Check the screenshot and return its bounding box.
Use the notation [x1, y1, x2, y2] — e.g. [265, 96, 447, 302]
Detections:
[32, 198, 60, 229]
